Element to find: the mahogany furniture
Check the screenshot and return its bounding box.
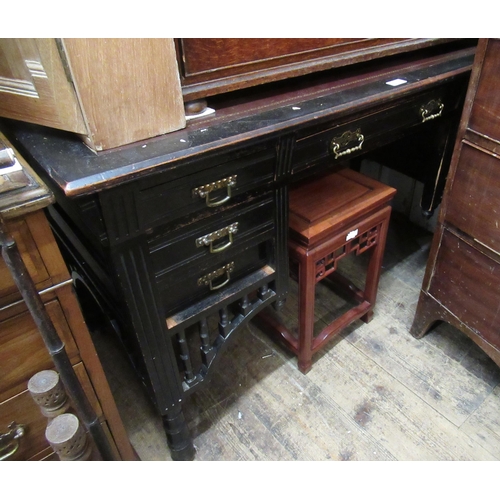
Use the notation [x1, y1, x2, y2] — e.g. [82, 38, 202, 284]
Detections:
[257, 169, 396, 373]
[410, 39, 500, 367]
[0, 40, 476, 460]
[0, 133, 135, 461]
[175, 38, 462, 103]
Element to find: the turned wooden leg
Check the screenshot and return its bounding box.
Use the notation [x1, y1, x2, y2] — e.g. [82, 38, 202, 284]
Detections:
[297, 252, 317, 374]
[162, 405, 195, 461]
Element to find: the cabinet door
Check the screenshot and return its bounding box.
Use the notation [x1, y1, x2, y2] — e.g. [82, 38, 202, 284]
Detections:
[0, 39, 87, 134]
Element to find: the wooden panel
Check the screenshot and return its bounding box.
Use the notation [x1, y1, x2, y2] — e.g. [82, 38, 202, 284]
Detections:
[428, 229, 500, 352]
[468, 38, 500, 145]
[0, 390, 54, 461]
[0, 39, 87, 134]
[177, 38, 454, 100]
[0, 217, 50, 308]
[62, 38, 186, 151]
[0, 297, 80, 402]
[446, 142, 500, 253]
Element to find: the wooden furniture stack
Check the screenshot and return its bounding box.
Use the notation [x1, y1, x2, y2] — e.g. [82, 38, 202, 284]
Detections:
[1, 40, 476, 460]
[257, 169, 396, 374]
[411, 39, 500, 366]
[0, 133, 135, 460]
[0, 38, 470, 151]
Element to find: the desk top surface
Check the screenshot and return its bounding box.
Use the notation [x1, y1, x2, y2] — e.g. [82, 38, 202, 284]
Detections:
[1, 45, 475, 198]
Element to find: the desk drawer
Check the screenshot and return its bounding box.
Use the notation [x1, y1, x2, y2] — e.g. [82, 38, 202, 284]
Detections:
[428, 229, 500, 352]
[137, 144, 276, 229]
[291, 87, 453, 175]
[158, 236, 273, 316]
[148, 193, 274, 274]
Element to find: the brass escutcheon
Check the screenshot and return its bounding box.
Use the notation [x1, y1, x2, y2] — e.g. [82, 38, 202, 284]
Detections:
[331, 129, 364, 159]
[420, 99, 444, 123]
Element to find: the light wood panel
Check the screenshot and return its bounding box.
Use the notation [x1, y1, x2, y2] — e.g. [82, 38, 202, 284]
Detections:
[61, 38, 186, 151]
[0, 38, 186, 151]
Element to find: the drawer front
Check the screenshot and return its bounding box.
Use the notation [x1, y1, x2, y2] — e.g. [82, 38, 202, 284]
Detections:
[469, 39, 500, 147]
[148, 193, 274, 274]
[446, 143, 500, 253]
[0, 218, 50, 308]
[291, 88, 453, 175]
[0, 298, 79, 402]
[136, 144, 276, 229]
[158, 238, 273, 316]
[428, 229, 500, 351]
[0, 390, 53, 461]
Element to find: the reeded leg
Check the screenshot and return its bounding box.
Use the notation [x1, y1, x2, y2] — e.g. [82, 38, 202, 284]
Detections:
[162, 405, 195, 461]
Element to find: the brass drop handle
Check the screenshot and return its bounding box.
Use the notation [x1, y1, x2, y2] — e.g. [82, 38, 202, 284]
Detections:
[198, 262, 235, 290]
[193, 175, 238, 207]
[420, 99, 444, 122]
[0, 422, 26, 461]
[331, 129, 364, 159]
[196, 222, 239, 253]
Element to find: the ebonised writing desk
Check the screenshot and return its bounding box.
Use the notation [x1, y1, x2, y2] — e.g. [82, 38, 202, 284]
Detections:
[1, 44, 475, 460]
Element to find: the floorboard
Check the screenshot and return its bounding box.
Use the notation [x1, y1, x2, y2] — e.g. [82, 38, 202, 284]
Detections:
[90, 212, 500, 461]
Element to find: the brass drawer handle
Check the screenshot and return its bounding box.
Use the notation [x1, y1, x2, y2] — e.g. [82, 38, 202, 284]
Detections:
[196, 222, 239, 253]
[197, 262, 235, 290]
[0, 422, 26, 461]
[192, 175, 238, 207]
[331, 129, 364, 159]
[420, 99, 444, 123]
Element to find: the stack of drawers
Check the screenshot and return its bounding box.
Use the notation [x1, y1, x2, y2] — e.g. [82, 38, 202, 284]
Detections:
[0, 136, 134, 461]
[137, 143, 278, 318]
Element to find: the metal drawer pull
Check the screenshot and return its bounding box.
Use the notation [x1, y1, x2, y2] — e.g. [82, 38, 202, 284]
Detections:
[420, 99, 444, 122]
[331, 129, 364, 159]
[0, 422, 26, 461]
[192, 175, 238, 207]
[196, 222, 239, 253]
[198, 262, 235, 290]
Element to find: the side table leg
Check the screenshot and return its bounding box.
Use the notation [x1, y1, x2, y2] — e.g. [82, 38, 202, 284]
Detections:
[297, 253, 316, 374]
[162, 405, 195, 461]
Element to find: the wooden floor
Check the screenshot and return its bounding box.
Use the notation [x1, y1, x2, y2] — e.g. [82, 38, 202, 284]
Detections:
[91, 212, 500, 461]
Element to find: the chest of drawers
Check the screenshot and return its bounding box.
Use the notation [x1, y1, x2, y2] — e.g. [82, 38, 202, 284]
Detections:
[0, 134, 135, 461]
[411, 38, 500, 366]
